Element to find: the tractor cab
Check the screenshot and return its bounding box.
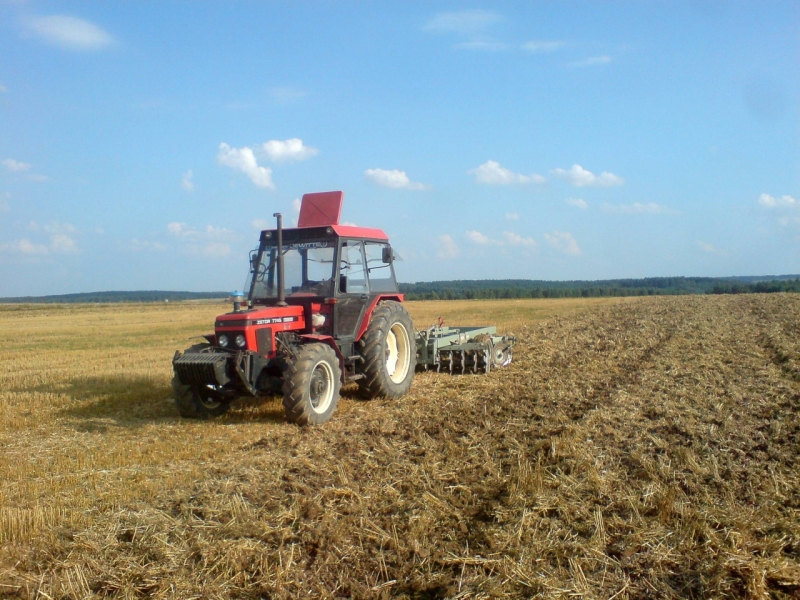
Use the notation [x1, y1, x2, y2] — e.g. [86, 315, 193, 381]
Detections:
[248, 229, 398, 302]
[241, 192, 402, 346]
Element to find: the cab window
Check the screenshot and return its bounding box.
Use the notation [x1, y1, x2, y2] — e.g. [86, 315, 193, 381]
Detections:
[339, 241, 368, 294]
[365, 242, 397, 292]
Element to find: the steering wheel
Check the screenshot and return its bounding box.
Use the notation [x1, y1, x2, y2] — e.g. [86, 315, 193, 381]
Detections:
[255, 262, 268, 282]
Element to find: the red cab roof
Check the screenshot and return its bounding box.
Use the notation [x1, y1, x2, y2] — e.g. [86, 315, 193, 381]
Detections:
[330, 224, 388, 240]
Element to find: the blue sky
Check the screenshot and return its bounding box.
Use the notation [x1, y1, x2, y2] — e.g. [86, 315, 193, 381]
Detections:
[0, 1, 798, 296]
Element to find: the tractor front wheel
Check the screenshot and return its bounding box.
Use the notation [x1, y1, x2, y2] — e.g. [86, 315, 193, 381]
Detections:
[359, 301, 415, 399]
[173, 343, 232, 419]
[173, 379, 232, 419]
[282, 343, 342, 425]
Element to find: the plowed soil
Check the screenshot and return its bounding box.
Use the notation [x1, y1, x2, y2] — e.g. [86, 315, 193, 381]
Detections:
[0, 295, 798, 599]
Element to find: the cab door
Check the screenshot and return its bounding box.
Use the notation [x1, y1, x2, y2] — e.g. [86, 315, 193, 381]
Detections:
[334, 240, 371, 340]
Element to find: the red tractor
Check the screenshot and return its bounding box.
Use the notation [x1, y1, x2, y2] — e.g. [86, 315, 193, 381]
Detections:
[172, 191, 416, 425]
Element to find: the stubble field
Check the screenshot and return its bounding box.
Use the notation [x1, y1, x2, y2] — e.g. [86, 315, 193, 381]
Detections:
[0, 294, 798, 599]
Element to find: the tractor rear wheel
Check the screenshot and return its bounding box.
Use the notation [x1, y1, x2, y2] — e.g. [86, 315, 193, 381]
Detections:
[282, 343, 342, 425]
[358, 301, 415, 399]
[173, 343, 232, 419]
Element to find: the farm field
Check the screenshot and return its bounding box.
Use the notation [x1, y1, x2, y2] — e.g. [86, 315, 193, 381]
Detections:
[0, 294, 798, 598]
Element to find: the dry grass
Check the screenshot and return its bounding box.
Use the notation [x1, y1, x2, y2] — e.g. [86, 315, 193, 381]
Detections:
[0, 294, 798, 598]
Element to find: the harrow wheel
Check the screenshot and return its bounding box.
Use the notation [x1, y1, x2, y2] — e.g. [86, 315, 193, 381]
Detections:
[173, 343, 232, 419]
[358, 301, 416, 399]
[282, 343, 341, 425]
[491, 342, 513, 369]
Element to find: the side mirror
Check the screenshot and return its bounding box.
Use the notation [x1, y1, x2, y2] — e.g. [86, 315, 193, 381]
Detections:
[339, 274, 348, 293]
[250, 251, 259, 272]
[381, 246, 393, 264]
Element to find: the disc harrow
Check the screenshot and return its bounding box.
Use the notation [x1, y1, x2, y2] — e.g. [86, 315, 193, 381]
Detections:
[415, 324, 516, 375]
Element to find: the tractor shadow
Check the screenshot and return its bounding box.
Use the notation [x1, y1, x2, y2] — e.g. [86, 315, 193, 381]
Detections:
[52, 375, 176, 430]
[53, 375, 286, 430]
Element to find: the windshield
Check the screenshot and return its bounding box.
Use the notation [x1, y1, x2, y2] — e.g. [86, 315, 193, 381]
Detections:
[249, 241, 336, 299]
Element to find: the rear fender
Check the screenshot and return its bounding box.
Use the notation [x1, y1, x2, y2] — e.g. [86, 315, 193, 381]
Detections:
[298, 334, 346, 383]
[354, 294, 404, 342]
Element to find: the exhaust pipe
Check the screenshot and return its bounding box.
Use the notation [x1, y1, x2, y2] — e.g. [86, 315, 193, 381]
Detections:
[273, 212, 287, 306]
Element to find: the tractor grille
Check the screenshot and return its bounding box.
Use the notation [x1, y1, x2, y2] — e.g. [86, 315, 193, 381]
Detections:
[256, 327, 273, 355]
[173, 352, 230, 387]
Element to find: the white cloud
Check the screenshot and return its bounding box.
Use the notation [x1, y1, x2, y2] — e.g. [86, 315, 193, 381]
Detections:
[167, 222, 234, 240]
[50, 234, 79, 254]
[522, 40, 564, 53]
[217, 143, 274, 189]
[0, 221, 79, 256]
[545, 231, 581, 256]
[260, 138, 318, 162]
[503, 231, 538, 247]
[455, 40, 507, 51]
[166, 222, 236, 258]
[571, 55, 612, 68]
[758, 193, 797, 209]
[424, 9, 502, 34]
[252, 219, 270, 230]
[364, 168, 429, 190]
[24, 15, 114, 51]
[167, 222, 193, 237]
[566, 198, 588, 209]
[466, 230, 496, 245]
[469, 160, 546, 185]
[205, 225, 234, 240]
[43, 222, 77, 235]
[505, 212, 519, 221]
[1, 238, 49, 256]
[465, 230, 537, 248]
[181, 170, 194, 192]
[697, 241, 726, 256]
[601, 202, 678, 215]
[2, 158, 31, 172]
[437, 234, 460, 259]
[551, 164, 624, 187]
[2, 158, 49, 182]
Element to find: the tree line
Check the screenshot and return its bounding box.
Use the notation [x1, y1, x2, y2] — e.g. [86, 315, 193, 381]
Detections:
[398, 276, 800, 301]
[2, 276, 799, 303]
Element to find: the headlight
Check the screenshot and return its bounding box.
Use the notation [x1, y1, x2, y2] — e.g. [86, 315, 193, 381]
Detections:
[218, 335, 229, 348]
[235, 334, 246, 348]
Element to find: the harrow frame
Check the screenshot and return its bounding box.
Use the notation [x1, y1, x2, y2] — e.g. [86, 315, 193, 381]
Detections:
[415, 325, 516, 374]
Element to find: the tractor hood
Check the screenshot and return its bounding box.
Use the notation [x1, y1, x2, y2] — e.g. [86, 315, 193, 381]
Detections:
[214, 305, 305, 331]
